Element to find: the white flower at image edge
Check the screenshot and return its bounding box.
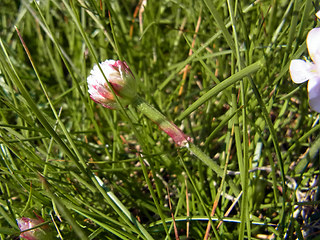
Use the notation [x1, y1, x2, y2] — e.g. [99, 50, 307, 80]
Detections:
[289, 27, 320, 112]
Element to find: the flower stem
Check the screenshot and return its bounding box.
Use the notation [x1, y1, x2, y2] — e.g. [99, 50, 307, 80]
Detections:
[188, 142, 239, 195]
[133, 96, 189, 147]
[132, 96, 240, 195]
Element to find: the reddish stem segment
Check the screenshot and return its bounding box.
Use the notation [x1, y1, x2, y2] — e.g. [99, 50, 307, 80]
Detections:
[133, 96, 190, 147]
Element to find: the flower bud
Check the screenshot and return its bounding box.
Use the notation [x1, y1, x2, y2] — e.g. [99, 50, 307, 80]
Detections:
[87, 60, 137, 109]
[17, 215, 51, 240]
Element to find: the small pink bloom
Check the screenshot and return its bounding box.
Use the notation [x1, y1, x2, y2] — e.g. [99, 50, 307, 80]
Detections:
[289, 24, 320, 112]
[17, 215, 49, 240]
[87, 60, 137, 109]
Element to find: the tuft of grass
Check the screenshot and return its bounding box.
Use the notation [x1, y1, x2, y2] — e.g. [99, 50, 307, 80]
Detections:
[1, 0, 320, 239]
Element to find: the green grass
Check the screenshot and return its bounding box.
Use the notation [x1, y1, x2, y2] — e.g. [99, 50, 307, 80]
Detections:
[1, 0, 320, 239]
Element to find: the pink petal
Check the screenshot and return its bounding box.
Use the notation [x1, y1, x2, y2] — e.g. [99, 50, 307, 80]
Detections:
[308, 77, 320, 112]
[307, 28, 320, 64]
[289, 59, 314, 83]
[97, 85, 114, 100]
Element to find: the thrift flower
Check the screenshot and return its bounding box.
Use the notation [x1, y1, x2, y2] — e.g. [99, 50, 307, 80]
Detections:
[17, 215, 51, 240]
[87, 60, 190, 147]
[289, 17, 320, 112]
[87, 60, 137, 109]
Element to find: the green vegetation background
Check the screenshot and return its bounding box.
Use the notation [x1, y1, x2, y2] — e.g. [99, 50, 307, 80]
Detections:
[1, 0, 320, 239]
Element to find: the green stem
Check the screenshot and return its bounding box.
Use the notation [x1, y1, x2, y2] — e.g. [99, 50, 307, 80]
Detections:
[133, 96, 190, 147]
[133, 96, 240, 196]
[188, 143, 240, 195]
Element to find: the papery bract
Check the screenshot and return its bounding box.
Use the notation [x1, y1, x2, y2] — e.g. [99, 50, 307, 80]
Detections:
[161, 122, 190, 147]
[87, 60, 137, 109]
[289, 26, 320, 112]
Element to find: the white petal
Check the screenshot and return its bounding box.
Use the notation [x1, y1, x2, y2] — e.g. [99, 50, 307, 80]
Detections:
[308, 77, 320, 112]
[316, 11, 320, 20]
[289, 59, 313, 83]
[307, 28, 320, 64]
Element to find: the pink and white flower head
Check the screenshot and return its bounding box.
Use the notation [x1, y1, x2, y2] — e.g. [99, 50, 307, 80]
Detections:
[289, 13, 320, 112]
[87, 60, 137, 109]
[17, 215, 49, 240]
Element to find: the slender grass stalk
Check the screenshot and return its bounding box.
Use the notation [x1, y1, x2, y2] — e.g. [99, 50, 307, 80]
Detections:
[41, 176, 88, 240]
[177, 60, 264, 121]
[138, 156, 170, 237]
[226, 0, 251, 238]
